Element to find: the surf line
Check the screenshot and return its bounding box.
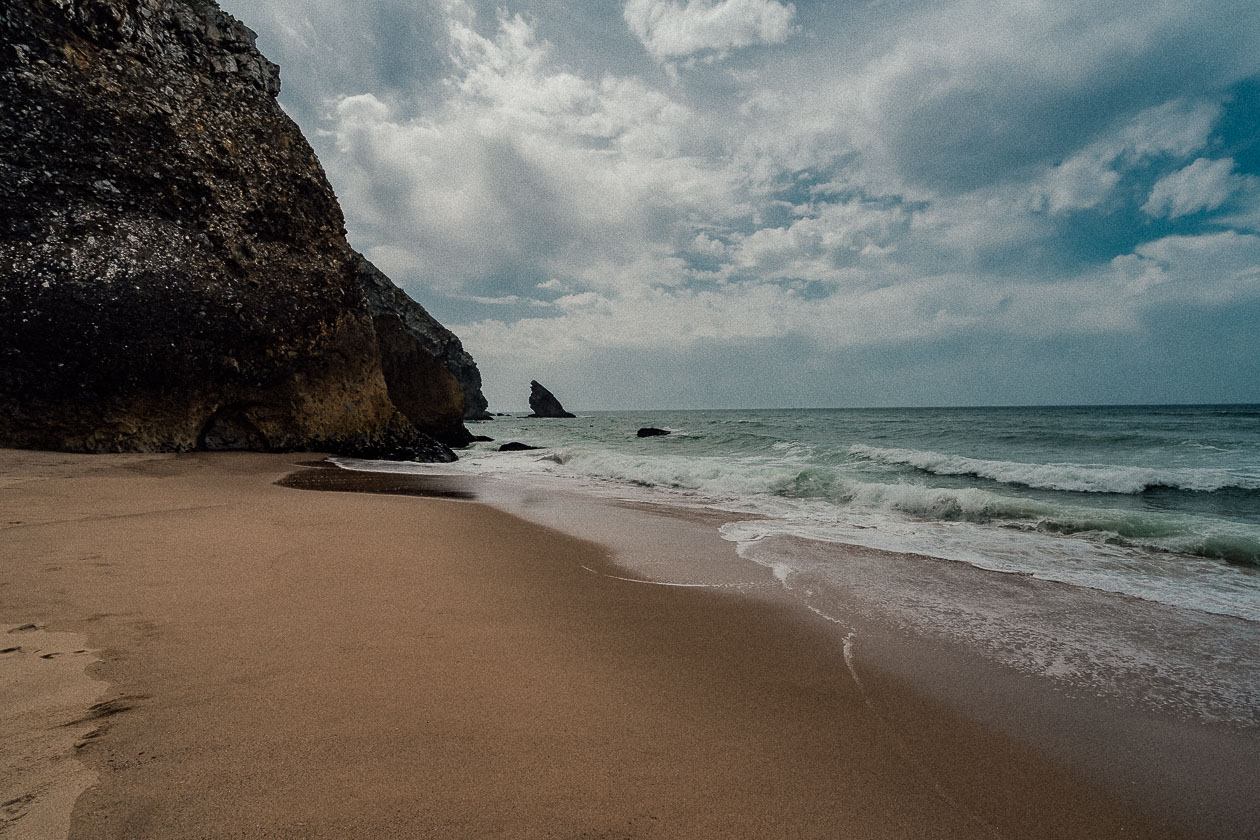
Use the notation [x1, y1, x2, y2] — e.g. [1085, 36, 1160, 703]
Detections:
[578, 565, 754, 589]
[831, 623, 1005, 840]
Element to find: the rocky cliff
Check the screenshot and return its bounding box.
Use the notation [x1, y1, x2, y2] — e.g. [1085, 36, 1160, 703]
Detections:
[0, 0, 472, 460]
[355, 253, 491, 425]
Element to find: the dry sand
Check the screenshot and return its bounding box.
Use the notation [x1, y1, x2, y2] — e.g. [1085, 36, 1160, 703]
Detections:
[1, 449, 1192, 838]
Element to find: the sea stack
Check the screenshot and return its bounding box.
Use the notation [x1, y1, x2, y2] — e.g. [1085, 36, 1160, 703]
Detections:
[527, 380, 575, 418]
[0, 0, 474, 460]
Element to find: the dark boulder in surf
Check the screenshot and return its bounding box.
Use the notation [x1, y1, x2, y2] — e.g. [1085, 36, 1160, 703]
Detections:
[637, 427, 670, 438]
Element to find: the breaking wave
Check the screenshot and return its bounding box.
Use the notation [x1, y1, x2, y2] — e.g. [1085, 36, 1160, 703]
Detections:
[338, 404, 1260, 619]
[525, 449, 1260, 568]
[849, 444, 1260, 495]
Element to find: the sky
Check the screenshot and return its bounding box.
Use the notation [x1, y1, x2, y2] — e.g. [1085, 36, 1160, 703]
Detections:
[217, 0, 1260, 411]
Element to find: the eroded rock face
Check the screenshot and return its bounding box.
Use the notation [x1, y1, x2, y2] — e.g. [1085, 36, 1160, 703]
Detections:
[371, 311, 471, 448]
[0, 0, 457, 461]
[527, 381, 575, 418]
[355, 253, 491, 426]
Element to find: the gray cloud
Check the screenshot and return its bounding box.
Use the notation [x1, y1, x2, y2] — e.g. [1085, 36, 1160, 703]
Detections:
[1143, 158, 1239, 219]
[216, 0, 1260, 408]
[623, 0, 798, 62]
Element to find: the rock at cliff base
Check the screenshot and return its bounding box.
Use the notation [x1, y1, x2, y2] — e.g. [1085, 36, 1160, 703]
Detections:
[499, 442, 541, 452]
[527, 381, 575, 418]
[355, 252, 490, 424]
[369, 308, 471, 448]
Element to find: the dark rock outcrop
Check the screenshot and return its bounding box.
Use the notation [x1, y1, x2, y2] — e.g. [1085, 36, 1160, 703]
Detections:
[355, 253, 491, 423]
[637, 427, 670, 437]
[0, 0, 466, 461]
[369, 309, 470, 448]
[499, 442, 541, 452]
[527, 380, 575, 418]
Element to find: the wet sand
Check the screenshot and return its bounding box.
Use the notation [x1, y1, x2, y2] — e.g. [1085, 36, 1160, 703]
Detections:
[0, 449, 1198, 838]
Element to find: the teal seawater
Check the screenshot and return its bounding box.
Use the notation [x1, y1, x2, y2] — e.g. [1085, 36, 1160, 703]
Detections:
[385, 405, 1260, 621]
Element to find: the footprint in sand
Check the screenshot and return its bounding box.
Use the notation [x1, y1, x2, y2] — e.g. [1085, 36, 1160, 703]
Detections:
[74, 727, 105, 750]
[1, 793, 36, 823]
[65, 696, 147, 727]
[1, 647, 20, 654]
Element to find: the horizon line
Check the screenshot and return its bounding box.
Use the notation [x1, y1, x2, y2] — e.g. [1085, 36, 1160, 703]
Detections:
[481, 400, 1260, 414]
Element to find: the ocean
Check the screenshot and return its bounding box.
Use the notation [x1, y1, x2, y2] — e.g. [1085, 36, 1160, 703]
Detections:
[335, 404, 1260, 726]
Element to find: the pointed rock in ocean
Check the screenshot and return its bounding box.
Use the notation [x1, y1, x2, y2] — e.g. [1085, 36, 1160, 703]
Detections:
[527, 381, 575, 418]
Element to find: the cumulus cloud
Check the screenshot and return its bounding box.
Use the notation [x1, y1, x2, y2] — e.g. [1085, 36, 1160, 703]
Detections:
[216, 0, 451, 125]
[1142, 158, 1238, 219]
[1032, 100, 1221, 214]
[324, 7, 745, 294]
[623, 0, 797, 62]
[216, 0, 1260, 407]
[731, 199, 913, 281]
[459, 229, 1260, 392]
[1110, 231, 1260, 301]
[783, 1, 1257, 196]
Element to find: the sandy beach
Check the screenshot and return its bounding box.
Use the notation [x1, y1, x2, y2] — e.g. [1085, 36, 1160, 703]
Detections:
[0, 448, 1227, 838]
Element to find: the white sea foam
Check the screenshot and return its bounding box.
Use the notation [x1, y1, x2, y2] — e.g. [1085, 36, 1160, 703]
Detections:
[457, 448, 1260, 570]
[718, 510, 1260, 623]
[336, 448, 1260, 621]
[333, 405, 1260, 621]
[849, 444, 1260, 494]
[332, 406, 1260, 727]
[726, 529, 1260, 725]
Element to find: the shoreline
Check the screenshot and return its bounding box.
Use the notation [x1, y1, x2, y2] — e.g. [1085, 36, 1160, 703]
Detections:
[408, 406, 1260, 626]
[322, 455, 1260, 837]
[0, 449, 1249, 838]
